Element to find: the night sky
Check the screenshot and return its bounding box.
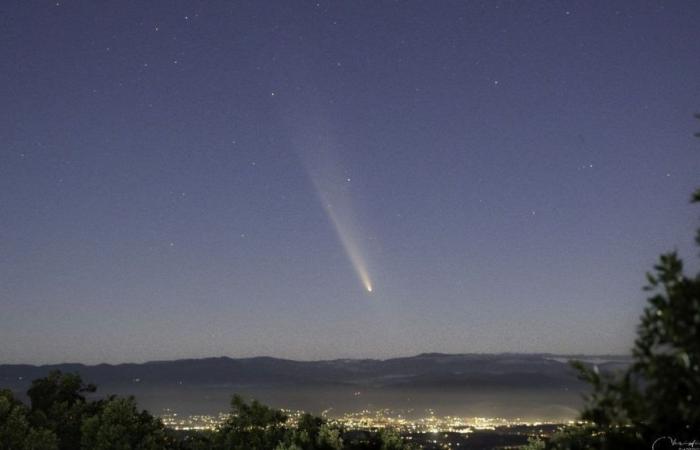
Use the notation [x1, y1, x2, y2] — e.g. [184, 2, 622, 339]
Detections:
[2, 1, 700, 364]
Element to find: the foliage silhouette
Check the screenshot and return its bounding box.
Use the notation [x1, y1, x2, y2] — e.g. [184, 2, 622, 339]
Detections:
[0, 389, 57, 450]
[27, 370, 97, 450]
[527, 116, 700, 449]
[0, 372, 415, 450]
[80, 397, 174, 450]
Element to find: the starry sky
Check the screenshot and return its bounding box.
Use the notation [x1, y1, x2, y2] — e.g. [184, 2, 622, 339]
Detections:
[2, 1, 700, 364]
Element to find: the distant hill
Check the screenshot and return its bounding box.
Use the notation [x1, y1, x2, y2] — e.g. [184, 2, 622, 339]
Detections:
[0, 353, 631, 390]
[0, 353, 631, 419]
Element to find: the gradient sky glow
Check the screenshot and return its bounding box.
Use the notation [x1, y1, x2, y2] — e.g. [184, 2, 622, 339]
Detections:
[2, 1, 700, 364]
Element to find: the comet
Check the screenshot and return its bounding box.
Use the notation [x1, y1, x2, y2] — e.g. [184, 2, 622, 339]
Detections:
[278, 95, 375, 293]
[313, 179, 374, 294]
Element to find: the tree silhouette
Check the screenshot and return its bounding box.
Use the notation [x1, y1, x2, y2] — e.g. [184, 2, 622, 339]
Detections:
[0, 389, 58, 450]
[27, 371, 97, 450]
[215, 395, 288, 450]
[530, 115, 700, 449]
[80, 397, 173, 450]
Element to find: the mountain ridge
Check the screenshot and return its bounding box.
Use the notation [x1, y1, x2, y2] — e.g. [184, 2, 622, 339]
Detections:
[0, 353, 631, 389]
[0, 353, 630, 418]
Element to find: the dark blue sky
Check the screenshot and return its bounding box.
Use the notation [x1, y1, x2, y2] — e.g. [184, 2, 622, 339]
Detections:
[2, 1, 699, 364]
